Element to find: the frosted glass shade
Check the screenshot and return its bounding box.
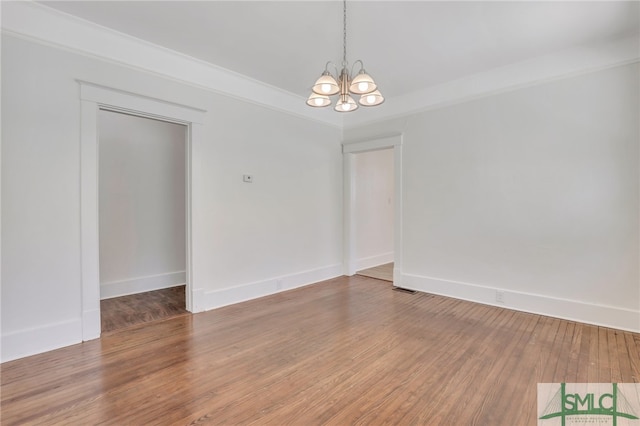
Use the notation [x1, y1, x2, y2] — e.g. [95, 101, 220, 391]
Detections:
[334, 95, 358, 112]
[312, 72, 340, 95]
[306, 93, 331, 107]
[359, 90, 384, 107]
[349, 70, 377, 94]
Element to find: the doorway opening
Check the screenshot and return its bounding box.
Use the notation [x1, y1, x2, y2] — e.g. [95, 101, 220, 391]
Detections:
[343, 135, 403, 285]
[351, 148, 394, 282]
[79, 82, 206, 341]
[98, 110, 188, 333]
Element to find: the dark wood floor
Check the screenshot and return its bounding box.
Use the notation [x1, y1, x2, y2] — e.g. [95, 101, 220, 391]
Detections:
[2, 275, 639, 425]
[101, 285, 188, 333]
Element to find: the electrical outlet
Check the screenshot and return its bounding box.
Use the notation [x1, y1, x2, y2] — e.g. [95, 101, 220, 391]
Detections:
[496, 290, 505, 303]
[243, 174, 253, 183]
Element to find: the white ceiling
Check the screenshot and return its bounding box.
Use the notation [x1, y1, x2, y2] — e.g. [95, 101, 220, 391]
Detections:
[38, 1, 639, 101]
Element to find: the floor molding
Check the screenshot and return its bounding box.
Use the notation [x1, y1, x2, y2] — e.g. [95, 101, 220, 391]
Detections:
[1, 319, 82, 363]
[355, 252, 394, 273]
[100, 271, 186, 300]
[402, 273, 640, 333]
[205, 264, 343, 311]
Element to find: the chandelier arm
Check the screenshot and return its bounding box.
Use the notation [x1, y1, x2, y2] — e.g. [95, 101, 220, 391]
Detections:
[350, 59, 364, 76]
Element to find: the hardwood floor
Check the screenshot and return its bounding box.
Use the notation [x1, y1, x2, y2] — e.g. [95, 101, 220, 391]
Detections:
[101, 285, 188, 333]
[357, 262, 394, 282]
[2, 275, 639, 425]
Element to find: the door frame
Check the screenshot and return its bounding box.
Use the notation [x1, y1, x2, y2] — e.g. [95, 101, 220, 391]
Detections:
[342, 134, 403, 283]
[79, 81, 206, 341]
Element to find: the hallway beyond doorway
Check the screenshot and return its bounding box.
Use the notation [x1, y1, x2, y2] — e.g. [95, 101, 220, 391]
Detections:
[357, 263, 393, 282]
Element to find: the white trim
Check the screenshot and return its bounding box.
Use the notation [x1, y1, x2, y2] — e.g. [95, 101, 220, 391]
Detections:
[79, 82, 206, 124]
[205, 264, 343, 311]
[343, 135, 404, 154]
[354, 252, 394, 273]
[1, 1, 341, 128]
[186, 124, 202, 313]
[1, 319, 83, 363]
[80, 99, 101, 341]
[80, 82, 206, 341]
[402, 273, 640, 333]
[342, 135, 403, 283]
[343, 153, 356, 275]
[344, 36, 640, 129]
[100, 271, 186, 300]
[82, 309, 100, 342]
[4, 2, 638, 130]
[0, 0, 3, 365]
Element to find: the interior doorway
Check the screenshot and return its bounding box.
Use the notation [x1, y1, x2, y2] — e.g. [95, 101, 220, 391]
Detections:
[351, 148, 394, 282]
[98, 110, 188, 332]
[343, 135, 403, 285]
[79, 82, 206, 342]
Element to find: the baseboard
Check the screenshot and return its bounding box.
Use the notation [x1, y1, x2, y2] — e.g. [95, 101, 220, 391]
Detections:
[401, 273, 640, 333]
[1, 318, 82, 363]
[82, 308, 101, 341]
[100, 271, 186, 299]
[355, 252, 394, 272]
[204, 263, 343, 311]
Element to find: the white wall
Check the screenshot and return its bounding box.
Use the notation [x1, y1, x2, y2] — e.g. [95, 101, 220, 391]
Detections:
[354, 149, 394, 270]
[345, 63, 640, 331]
[98, 111, 186, 299]
[1, 35, 343, 361]
[2, 6, 637, 362]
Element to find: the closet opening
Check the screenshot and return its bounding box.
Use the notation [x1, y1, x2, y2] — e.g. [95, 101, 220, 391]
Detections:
[98, 110, 188, 333]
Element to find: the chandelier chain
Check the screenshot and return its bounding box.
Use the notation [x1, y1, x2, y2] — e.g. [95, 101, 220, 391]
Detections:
[342, 0, 347, 67]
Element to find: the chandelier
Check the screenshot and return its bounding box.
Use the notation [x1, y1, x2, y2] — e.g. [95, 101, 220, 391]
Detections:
[306, 0, 384, 112]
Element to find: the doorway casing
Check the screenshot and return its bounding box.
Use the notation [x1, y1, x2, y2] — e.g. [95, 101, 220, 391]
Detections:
[79, 82, 206, 341]
[343, 134, 403, 283]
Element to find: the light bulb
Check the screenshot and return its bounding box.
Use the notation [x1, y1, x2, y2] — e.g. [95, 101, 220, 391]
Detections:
[341, 103, 350, 111]
[366, 95, 376, 104]
[321, 83, 331, 93]
[358, 82, 369, 92]
[314, 98, 324, 106]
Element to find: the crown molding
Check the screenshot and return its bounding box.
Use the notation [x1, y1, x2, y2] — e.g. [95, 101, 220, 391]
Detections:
[344, 36, 640, 129]
[3, 2, 637, 131]
[1, 1, 343, 128]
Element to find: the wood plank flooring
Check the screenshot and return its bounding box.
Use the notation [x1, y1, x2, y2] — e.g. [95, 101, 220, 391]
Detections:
[101, 285, 188, 333]
[357, 262, 394, 282]
[2, 275, 639, 425]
